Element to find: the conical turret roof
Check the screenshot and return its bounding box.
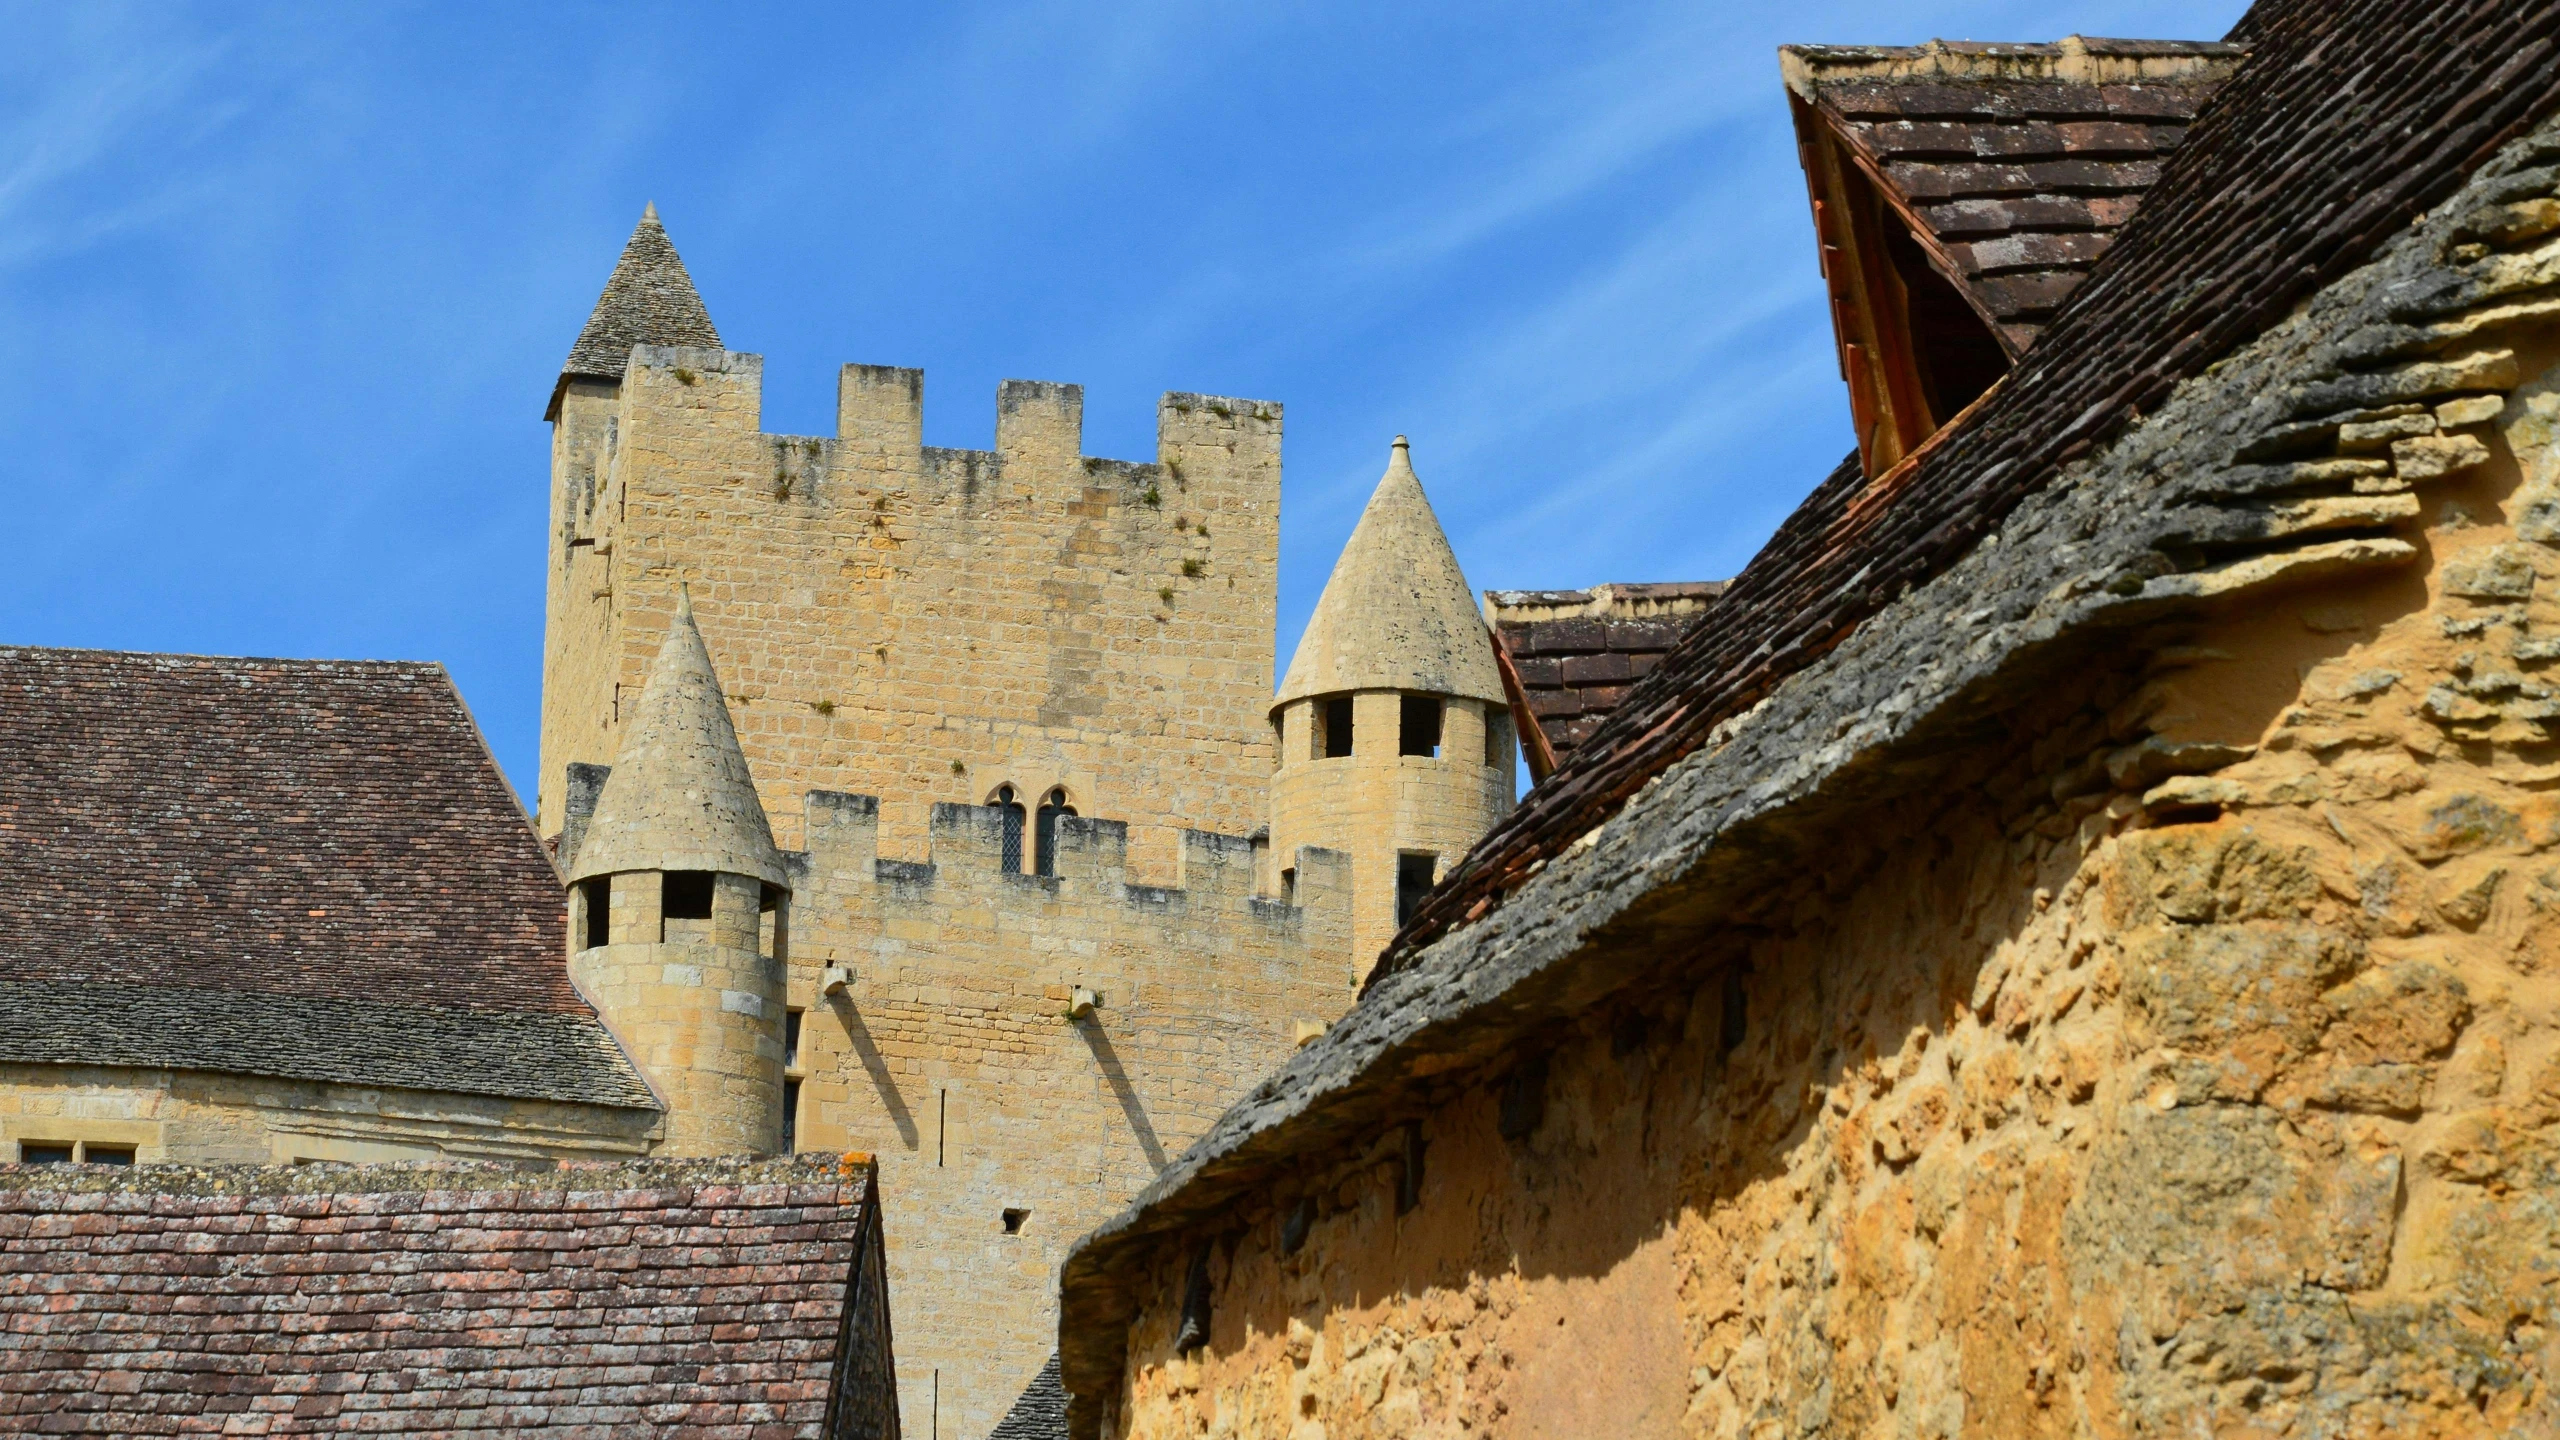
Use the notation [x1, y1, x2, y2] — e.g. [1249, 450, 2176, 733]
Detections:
[1276, 436, 1503, 709]
[548, 203, 722, 418]
[566, 591, 787, 888]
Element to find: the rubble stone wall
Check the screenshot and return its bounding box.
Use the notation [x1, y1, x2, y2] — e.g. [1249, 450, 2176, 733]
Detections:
[1095, 123, 2560, 1440]
[0, 1063, 661, 1165]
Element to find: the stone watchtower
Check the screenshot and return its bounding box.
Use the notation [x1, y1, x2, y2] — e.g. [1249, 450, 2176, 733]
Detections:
[1268, 436, 1515, 966]
[563, 589, 790, 1157]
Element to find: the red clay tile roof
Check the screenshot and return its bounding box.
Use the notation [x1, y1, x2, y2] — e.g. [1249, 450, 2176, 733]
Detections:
[0, 647, 651, 1108]
[1384, 0, 2560, 975]
[0, 1154, 897, 1439]
[1785, 38, 2248, 354]
[1485, 583, 1726, 760]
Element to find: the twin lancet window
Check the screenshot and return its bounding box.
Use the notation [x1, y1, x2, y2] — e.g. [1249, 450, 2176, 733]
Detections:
[989, 784, 1077, 876]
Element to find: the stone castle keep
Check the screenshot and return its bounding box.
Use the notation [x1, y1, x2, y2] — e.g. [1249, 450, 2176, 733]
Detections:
[13, 3, 2560, 1437]
[544, 208, 1523, 1434]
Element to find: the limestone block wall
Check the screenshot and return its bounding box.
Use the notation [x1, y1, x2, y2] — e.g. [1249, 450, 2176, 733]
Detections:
[569, 871, 785, 1158]
[1268, 692, 1516, 966]
[539, 351, 1283, 883]
[1095, 268, 2560, 1440]
[0, 1064, 662, 1165]
[784, 792, 1354, 1440]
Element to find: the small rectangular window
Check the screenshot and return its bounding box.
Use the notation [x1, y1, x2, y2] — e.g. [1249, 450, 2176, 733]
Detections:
[785, 1009, 804, 1070]
[83, 1145, 134, 1167]
[580, 876, 612, 949]
[1281, 867, 1297, 904]
[19, 1143, 72, 1165]
[1322, 696, 1355, 759]
[662, 871, 715, 920]
[1485, 706, 1514, 769]
[782, 1078, 801, 1153]
[1400, 696, 1442, 757]
[1396, 853, 1438, 927]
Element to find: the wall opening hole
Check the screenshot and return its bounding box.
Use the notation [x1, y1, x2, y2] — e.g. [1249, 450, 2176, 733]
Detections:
[1002, 1207, 1029, 1235]
[785, 1009, 804, 1070]
[1396, 853, 1438, 928]
[1321, 696, 1355, 758]
[1400, 695, 1442, 757]
[580, 876, 612, 949]
[782, 1078, 801, 1153]
[662, 871, 715, 920]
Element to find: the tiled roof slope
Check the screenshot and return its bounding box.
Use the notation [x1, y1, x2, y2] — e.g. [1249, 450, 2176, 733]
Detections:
[1785, 38, 2247, 354]
[0, 1154, 898, 1439]
[1485, 583, 1726, 760]
[548, 203, 722, 419]
[989, 1355, 1068, 1439]
[1384, 0, 2560, 975]
[0, 646, 652, 1108]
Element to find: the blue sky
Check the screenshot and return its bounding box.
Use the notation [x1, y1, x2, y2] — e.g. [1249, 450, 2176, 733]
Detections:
[1, 0, 2248, 798]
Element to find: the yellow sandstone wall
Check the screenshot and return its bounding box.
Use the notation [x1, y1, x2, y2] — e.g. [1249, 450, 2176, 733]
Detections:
[1102, 354, 2560, 1437]
[540, 351, 1282, 881]
[0, 1064, 661, 1165]
[782, 794, 1354, 1440]
[1269, 692, 1517, 965]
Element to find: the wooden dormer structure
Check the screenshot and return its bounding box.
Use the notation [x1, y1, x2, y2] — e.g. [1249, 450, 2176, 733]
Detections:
[1784, 36, 2247, 476]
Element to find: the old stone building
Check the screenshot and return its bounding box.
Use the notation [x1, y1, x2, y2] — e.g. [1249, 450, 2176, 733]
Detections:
[1061, 5, 2560, 1436]
[525, 203, 1526, 1439]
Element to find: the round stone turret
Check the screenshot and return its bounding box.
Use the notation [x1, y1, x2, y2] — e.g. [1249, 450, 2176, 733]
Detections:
[1269, 437, 1515, 967]
[565, 590, 789, 1157]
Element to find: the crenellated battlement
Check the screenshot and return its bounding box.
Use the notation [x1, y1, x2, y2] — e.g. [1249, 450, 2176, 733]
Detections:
[541, 338, 1287, 875]
[614, 344, 1280, 516]
[793, 793, 1348, 938]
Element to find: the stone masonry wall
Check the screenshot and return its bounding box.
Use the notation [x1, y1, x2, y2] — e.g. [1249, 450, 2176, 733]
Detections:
[785, 795, 1356, 1439]
[1094, 127, 2560, 1440]
[1269, 693, 1517, 967]
[541, 354, 1283, 883]
[0, 1063, 661, 1165]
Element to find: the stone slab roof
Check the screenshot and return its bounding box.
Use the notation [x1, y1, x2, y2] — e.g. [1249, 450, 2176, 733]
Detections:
[0, 646, 652, 1110]
[1058, 2, 2560, 1428]
[989, 1355, 1067, 1439]
[1784, 36, 2248, 354]
[1484, 582, 1726, 761]
[0, 1154, 896, 1438]
[548, 204, 722, 420]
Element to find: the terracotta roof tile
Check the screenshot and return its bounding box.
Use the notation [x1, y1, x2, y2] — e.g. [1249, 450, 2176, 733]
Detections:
[1485, 583, 1725, 762]
[0, 646, 649, 1108]
[0, 1155, 896, 1438]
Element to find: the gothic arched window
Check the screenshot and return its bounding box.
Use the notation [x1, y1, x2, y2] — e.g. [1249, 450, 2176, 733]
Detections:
[1035, 788, 1077, 877]
[989, 784, 1026, 872]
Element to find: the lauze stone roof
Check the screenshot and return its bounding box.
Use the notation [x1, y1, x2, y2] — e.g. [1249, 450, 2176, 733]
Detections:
[0, 646, 652, 1110]
[0, 1155, 897, 1438]
[549, 203, 722, 419]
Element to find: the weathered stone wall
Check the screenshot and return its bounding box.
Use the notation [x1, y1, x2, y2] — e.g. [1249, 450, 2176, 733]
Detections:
[540, 352, 1283, 882]
[783, 794, 1356, 1439]
[1269, 692, 1517, 965]
[1091, 125, 2560, 1440]
[0, 1063, 661, 1165]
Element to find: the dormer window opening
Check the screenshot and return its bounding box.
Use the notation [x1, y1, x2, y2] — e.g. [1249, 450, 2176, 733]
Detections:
[989, 785, 1027, 872]
[1321, 696, 1355, 759]
[1034, 788, 1076, 877]
[1399, 696, 1442, 758]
